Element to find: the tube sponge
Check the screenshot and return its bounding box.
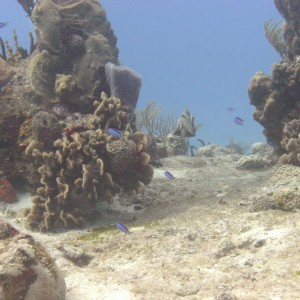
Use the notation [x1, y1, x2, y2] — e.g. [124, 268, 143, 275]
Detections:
[105, 62, 142, 111]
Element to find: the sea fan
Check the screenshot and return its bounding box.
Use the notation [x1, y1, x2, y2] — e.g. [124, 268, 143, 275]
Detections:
[264, 18, 286, 58]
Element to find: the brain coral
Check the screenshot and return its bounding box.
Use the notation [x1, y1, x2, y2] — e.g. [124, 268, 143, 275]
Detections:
[106, 139, 137, 174]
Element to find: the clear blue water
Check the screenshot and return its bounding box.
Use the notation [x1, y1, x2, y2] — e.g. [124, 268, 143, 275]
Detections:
[1, 0, 282, 147]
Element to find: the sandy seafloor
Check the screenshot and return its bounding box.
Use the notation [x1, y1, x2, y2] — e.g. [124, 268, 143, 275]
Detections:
[1, 152, 300, 300]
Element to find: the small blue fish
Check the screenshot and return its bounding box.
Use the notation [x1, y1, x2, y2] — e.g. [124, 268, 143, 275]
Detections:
[234, 117, 244, 125]
[107, 128, 123, 138]
[114, 223, 131, 234]
[227, 107, 235, 111]
[164, 171, 175, 180]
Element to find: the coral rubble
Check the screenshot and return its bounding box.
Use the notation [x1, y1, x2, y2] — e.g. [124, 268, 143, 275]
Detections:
[0, 219, 66, 299]
[248, 0, 300, 165]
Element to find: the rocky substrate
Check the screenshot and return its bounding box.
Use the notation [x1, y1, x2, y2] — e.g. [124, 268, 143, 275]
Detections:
[1, 146, 300, 299]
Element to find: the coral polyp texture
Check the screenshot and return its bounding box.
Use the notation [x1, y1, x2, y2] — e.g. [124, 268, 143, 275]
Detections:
[25, 93, 153, 231]
[248, 0, 300, 165]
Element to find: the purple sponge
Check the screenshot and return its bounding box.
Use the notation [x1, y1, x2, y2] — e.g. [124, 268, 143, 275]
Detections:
[105, 62, 142, 111]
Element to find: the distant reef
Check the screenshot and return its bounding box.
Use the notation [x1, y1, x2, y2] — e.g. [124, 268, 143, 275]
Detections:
[248, 0, 300, 166]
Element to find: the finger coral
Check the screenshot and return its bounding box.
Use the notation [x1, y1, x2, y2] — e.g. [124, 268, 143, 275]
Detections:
[25, 93, 153, 231]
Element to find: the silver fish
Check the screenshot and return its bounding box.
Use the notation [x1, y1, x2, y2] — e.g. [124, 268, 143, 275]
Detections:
[173, 109, 197, 138]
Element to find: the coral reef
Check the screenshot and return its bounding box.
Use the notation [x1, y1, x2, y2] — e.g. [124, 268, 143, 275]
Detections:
[0, 219, 66, 300]
[25, 93, 153, 231]
[30, 0, 119, 98]
[29, 50, 62, 98]
[0, 0, 152, 233]
[248, 0, 300, 165]
[274, 0, 300, 61]
[32, 111, 62, 147]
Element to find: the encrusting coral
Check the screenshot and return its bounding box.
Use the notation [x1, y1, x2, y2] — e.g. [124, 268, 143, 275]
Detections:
[25, 92, 154, 231]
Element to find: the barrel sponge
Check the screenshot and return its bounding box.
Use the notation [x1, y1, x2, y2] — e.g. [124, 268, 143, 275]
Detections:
[31, 0, 63, 54]
[57, 0, 119, 55]
[105, 62, 142, 111]
[29, 51, 62, 97]
[74, 33, 118, 96]
[248, 71, 273, 106]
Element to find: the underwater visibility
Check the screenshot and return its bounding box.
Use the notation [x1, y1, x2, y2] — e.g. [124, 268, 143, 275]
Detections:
[0, 0, 300, 299]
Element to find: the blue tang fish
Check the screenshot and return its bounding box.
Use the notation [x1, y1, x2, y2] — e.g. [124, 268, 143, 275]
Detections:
[234, 117, 244, 125]
[107, 128, 123, 138]
[164, 171, 176, 180]
[114, 223, 131, 234]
